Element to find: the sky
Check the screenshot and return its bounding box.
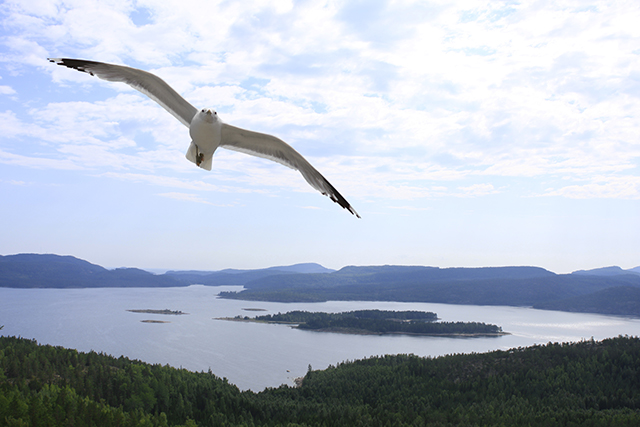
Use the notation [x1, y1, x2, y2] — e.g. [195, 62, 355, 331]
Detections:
[0, 0, 639, 274]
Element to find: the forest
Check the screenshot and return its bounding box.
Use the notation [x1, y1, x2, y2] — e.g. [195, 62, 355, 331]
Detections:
[1, 335, 640, 426]
[241, 309, 504, 336]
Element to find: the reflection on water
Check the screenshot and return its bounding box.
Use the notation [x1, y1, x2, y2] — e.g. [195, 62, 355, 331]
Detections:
[2, 285, 639, 391]
[511, 321, 624, 329]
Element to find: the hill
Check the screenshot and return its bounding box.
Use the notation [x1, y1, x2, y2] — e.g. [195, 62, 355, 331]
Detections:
[219, 264, 640, 316]
[1, 335, 640, 426]
[164, 263, 332, 286]
[0, 254, 330, 288]
[0, 254, 181, 288]
[572, 266, 640, 277]
[2, 253, 640, 316]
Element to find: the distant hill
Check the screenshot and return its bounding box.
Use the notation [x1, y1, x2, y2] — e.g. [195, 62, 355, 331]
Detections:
[219, 264, 640, 316]
[163, 263, 333, 286]
[165, 263, 333, 277]
[222, 263, 334, 274]
[572, 266, 640, 277]
[0, 254, 181, 288]
[3, 253, 640, 317]
[0, 254, 332, 288]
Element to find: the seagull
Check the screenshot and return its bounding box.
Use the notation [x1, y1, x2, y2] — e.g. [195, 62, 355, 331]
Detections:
[48, 58, 360, 218]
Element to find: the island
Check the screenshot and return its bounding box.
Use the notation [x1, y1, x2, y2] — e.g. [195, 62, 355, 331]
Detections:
[127, 309, 188, 315]
[217, 309, 507, 337]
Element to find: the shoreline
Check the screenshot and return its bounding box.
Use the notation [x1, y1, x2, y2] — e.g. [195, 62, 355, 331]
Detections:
[299, 326, 510, 337]
[128, 309, 188, 315]
[214, 317, 299, 325]
[214, 317, 509, 337]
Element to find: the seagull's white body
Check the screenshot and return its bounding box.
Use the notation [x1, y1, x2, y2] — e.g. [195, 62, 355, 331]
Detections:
[48, 58, 360, 217]
[187, 109, 221, 171]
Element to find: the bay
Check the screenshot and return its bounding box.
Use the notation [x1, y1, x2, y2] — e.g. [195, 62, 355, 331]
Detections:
[1, 285, 639, 391]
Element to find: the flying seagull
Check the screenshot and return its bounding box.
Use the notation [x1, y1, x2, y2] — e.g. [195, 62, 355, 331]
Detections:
[48, 58, 360, 218]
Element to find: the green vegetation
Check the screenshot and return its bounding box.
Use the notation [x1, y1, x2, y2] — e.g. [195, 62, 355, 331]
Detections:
[239, 309, 504, 336]
[2, 335, 640, 426]
[255, 309, 439, 322]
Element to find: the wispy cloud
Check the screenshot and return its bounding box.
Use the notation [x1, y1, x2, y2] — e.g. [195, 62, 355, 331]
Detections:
[1, 179, 26, 185]
[540, 176, 640, 199]
[456, 183, 498, 197]
[0, 148, 84, 170]
[158, 192, 232, 206]
[100, 171, 267, 194]
[0, 85, 15, 95]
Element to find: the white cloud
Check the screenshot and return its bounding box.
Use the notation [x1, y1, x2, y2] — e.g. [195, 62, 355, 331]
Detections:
[100, 171, 264, 194]
[2, 179, 26, 185]
[0, 148, 84, 170]
[158, 192, 226, 205]
[540, 176, 640, 199]
[456, 183, 498, 197]
[388, 205, 432, 212]
[0, 85, 16, 95]
[1, 0, 639, 203]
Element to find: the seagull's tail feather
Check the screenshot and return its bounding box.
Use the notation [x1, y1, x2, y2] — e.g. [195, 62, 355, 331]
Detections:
[199, 156, 213, 171]
[185, 141, 198, 165]
[185, 142, 213, 171]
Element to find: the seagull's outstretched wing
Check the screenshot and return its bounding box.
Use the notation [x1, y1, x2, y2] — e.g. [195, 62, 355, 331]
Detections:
[221, 124, 360, 218]
[48, 58, 197, 127]
[49, 58, 360, 217]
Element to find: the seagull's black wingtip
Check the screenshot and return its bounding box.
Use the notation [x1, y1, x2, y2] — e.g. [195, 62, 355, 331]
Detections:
[347, 206, 361, 219]
[344, 203, 361, 218]
[325, 184, 360, 219]
[47, 58, 100, 76]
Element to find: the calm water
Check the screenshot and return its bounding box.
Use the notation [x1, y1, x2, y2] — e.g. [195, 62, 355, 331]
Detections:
[1, 285, 640, 391]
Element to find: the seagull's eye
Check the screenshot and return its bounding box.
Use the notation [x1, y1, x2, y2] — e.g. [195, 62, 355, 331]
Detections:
[214, 112, 217, 115]
[201, 109, 205, 112]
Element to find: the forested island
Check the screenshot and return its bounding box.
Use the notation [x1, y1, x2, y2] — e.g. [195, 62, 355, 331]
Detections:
[222, 309, 506, 336]
[2, 335, 640, 426]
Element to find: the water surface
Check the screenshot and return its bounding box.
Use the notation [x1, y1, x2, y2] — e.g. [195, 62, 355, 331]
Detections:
[1, 285, 639, 391]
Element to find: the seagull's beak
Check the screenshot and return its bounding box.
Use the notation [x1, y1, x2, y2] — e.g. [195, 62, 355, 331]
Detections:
[206, 109, 212, 115]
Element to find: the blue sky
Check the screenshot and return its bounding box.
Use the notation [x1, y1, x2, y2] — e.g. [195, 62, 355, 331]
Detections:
[1, 0, 639, 273]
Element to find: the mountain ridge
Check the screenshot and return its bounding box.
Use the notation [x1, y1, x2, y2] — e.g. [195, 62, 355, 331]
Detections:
[2, 253, 639, 317]
[572, 265, 640, 277]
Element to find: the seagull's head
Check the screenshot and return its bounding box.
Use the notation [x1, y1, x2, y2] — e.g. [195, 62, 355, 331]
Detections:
[199, 108, 218, 123]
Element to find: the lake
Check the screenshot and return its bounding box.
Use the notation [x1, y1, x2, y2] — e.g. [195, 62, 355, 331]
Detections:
[1, 285, 639, 391]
